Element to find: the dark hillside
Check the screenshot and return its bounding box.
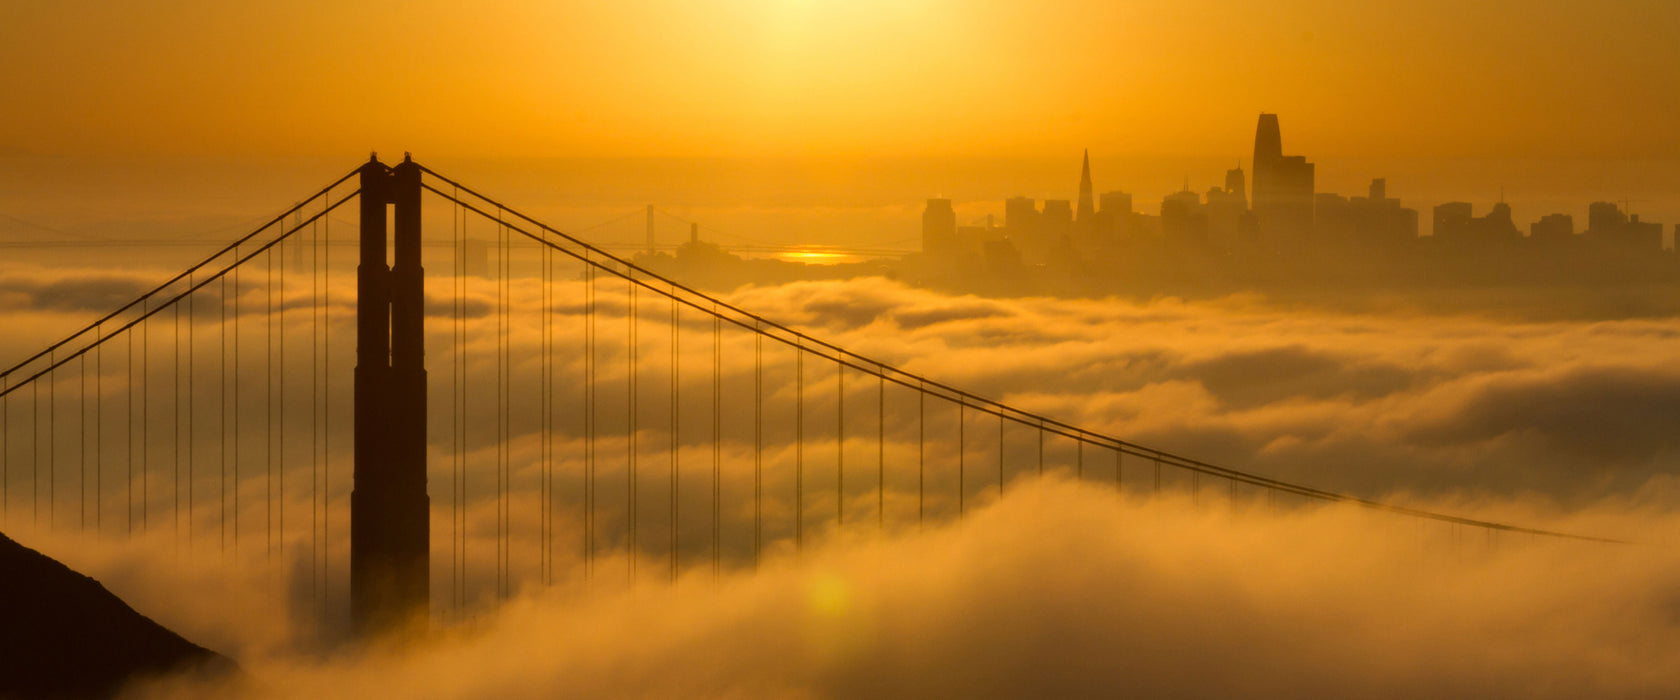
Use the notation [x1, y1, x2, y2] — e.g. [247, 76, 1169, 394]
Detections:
[0, 531, 234, 699]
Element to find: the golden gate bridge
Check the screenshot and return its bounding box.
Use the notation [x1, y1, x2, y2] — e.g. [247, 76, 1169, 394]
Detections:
[0, 154, 1620, 638]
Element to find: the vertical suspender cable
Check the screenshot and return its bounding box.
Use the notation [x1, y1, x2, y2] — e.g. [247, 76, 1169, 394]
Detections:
[278, 236, 286, 562]
[141, 314, 148, 532]
[494, 216, 501, 598]
[500, 214, 510, 598]
[1037, 425, 1044, 478]
[321, 197, 331, 610]
[32, 380, 38, 526]
[233, 258, 240, 553]
[126, 333, 132, 535]
[711, 311, 720, 576]
[188, 280, 194, 553]
[585, 262, 595, 582]
[97, 330, 103, 536]
[2, 375, 7, 526]
[81, 353, 87, 531]
[837, 360, 843, 528]
[2, 376, 7, 526]
[544, 240, 551, 584]
[795, 346, 803, 553]
[585, 263, 595, 581]
[628, 278, 637, 584]
[551, 230, 558, 585]
[998, 412, 1004, 500]
[266, 247, 273, 560]
[450, 191, 461, 609]
[311, 216, 320, 603]
[917, 382, 924, 529]
[877, 369, 883, 532]
[753, 331, 761, 569]
[174, 301, 181, 544]
[665, 292, 672, 580]
[50, 349, 56, 530]
[452, 190, 464, 609]
[958, 398, 964, 519]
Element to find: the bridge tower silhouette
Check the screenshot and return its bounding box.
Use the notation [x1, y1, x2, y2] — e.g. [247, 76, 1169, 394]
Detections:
[350, 155, 429, 634]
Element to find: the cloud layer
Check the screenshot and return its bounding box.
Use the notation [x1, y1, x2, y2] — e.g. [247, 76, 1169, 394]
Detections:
[3, 264, 1678, 696]
[100, 481, 1680, 700]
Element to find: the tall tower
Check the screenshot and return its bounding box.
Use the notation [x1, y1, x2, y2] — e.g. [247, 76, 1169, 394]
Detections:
[352, 154, 430, 637]
[1252, 115, 1282, 169]
[1225, 166, 1246, 207]
[922, 198, 957, 255]
[1076, 149, 1095, 224]
[1249, 113, 1315, 244]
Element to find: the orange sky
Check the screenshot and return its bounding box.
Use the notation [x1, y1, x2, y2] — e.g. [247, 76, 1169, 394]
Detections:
[3, 0, 1678, 160]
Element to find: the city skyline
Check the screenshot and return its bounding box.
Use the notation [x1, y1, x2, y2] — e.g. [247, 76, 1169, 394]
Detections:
[924, 113, 1675, 258]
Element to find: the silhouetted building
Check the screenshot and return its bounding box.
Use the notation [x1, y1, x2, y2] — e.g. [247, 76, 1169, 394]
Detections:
[1041, 199, 1073, 234]
[1004, 196, 1049, 264]
[1586, 201, 1662, 254]
[1250, 113, 1315, 245]
[1160, 188, 1208, 245]
[922, 198, 957, 255]
[1076, 150, 1095, 225]
[1315, 192, 1352, 240]
[1100, 191, 1132, 216]
[1204, 171, 1247, 250]
[1433, 200, 1519, 252]
[1587, 201, 1627, 234]
[1530, 213, 1574, 241]
[1005, 196, 1039, 232]
[1434, 202, 1473, 239]
[1225, 167, 1247, 206]
[1098, 190, 1133, 239]
[1481, 202, 1520, 240]
[1347, 178, 1418, 248]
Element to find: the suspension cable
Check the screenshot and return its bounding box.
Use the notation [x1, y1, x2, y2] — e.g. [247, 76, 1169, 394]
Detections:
[414, 171, 1628, 544]
[0, 168, 360, 383]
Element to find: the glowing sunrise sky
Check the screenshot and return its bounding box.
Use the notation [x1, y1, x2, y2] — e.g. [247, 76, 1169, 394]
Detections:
[2, 0, 1677, 160]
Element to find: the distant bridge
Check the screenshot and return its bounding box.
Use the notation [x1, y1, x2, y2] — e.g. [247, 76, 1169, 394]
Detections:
[0, 155, 1619, 637]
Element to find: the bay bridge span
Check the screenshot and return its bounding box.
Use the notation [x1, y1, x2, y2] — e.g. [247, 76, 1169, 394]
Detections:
[0, 155, 1619, 637]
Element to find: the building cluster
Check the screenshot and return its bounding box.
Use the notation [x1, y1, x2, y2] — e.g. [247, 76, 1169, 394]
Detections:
[921, 114, 1673, 277]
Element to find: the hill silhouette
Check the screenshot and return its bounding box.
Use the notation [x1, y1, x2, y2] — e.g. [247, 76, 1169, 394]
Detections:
[0, 531, 235, 699]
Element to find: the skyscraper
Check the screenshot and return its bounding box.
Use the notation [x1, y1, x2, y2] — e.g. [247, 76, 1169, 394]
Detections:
[922, 198, 956, 255]
[1250, 113, 1315, 245]
[1225, 166, 1247, 209]
[1076, 149, 1095, 224]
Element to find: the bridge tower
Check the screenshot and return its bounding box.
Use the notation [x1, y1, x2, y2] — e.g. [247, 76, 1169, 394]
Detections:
[351, 154, 430, 636]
